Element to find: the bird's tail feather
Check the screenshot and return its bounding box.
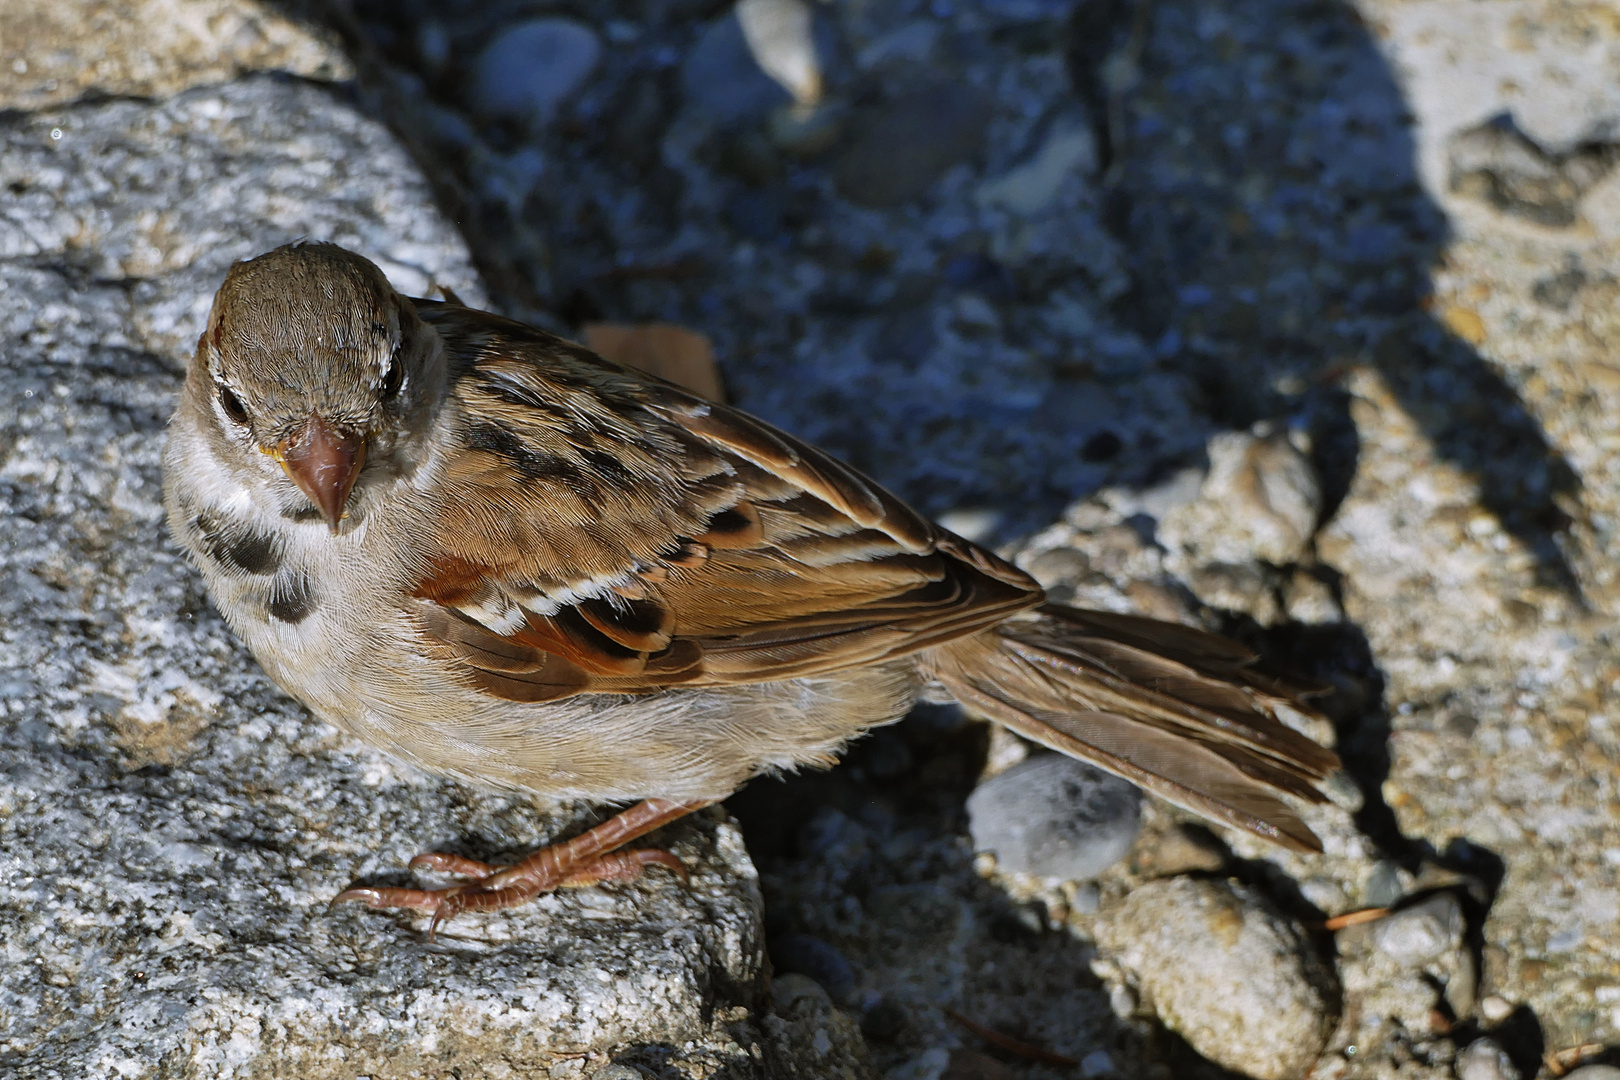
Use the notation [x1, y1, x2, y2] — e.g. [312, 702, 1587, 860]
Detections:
[918, 604, 1341, 853]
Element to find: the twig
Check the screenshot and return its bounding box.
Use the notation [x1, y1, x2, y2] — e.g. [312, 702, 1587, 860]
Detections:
[942, 1006, 1079, 1067]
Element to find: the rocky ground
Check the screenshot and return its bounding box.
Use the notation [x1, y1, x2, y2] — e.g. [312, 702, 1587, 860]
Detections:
[3, 0, 1619, 1077]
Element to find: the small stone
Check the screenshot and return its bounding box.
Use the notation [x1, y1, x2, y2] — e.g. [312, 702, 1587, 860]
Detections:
[682, 11, 791, 123]
[832, 84, 994, 206]
[1025, 547, 1090, 589]
[1363, 860, 1409, 907]
[1132, 823, 1228, 877]
[1159, 427, 1321, 569]
[770, 973, 876, 1075]
[1456, 1039, 1520, 1080]
[1374, 893, 1466, 966]
[1281, 569, 1343, 624]
[1097, 878, 1338, 1080]
[587, 1067, 644, 1080]
[976, 111, 1097, 216]
[736, 0, 821, 106]
[469, 19, 601, 127]
[770, 933, 857, 1003]
[966, 755, 1142, 880]
[767, 101, 843, 156]
[1480, 995, 1514, 1023]
[1079, 1050, 1115, 1078]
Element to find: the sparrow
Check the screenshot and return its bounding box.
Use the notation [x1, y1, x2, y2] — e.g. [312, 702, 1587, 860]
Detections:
[163, 241, 1340, 931]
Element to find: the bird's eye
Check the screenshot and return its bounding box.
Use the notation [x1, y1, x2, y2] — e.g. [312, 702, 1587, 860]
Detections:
[218, 384, 249, 424]
[379, 358, 404, 401]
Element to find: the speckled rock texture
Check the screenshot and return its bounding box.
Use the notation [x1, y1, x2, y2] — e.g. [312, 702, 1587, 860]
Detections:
[0, 76, 779, 1080]
[0, 0, 351, 111]
[1095, 877, 1339, 1080]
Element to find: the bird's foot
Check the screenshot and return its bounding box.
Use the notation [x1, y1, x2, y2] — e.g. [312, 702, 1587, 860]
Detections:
[332, 798, 707, 936]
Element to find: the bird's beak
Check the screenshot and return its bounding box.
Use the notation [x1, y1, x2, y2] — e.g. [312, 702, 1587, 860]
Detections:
[272, 416, 366, 534]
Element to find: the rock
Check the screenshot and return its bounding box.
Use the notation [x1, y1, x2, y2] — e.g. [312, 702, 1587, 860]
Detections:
[1363, 860, 1410, 908]
[832, 84, 994, 206]
[736, 0, 822, 106]
[1375, 893, 1466, 966]
[0, 77, 774, 1079]
[1159, 427, 1322, 570]
[767, 974, 877, 1080]
[1456, 1038, 1520, 1080]
[1447, 118, 1617, 228]
[967, 755, 1142, 881]
[1376, 0, 1620, 194]
[468, 19, 601, 128]
[1337, 889, 1473, 1044]
[1097, 878, 1337, 1080]
[0, 0, 350, 111]
[770, 933, 857, 1004]
[976, 111, 1098, 216]
[1479, 994, 1514, 1023]
[681, 11, 792, 124]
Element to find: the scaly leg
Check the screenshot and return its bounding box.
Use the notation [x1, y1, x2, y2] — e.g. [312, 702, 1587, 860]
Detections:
[334, 798, 709, 934]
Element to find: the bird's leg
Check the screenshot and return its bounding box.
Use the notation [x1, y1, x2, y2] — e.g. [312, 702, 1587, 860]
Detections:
[333, 798, 710, 933]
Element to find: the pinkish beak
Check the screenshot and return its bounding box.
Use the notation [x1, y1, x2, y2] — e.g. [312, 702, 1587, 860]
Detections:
[275, 416, 365, 533]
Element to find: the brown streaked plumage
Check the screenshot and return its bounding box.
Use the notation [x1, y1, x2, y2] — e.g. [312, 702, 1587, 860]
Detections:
[163, 241, 1340, 932]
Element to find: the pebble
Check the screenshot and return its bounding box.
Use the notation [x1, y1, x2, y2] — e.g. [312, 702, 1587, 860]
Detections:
[1097, 878, 1337, 1080]
[770, 932, 857, 1003]
[832, 83, 993, 206]
[736, 0, 821, 106]
[469, 19, 601, 127]
[1363, 859, 1409, 907]
[976, 111, 1097, 216]
[1480, 994, 1514, 1023]
[966, 755, 1142, 880]
[1159, 427, 1322, 568]
[1373, 892, 1465, 966]
[682, 11, 791, 124]
[1456, 1038, 1521, 1080]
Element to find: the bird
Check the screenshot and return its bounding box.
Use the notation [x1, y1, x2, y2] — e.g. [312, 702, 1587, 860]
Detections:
[163, 241, 1341, 931]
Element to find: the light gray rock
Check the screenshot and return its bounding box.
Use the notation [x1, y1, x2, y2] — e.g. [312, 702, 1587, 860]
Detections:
[967, 755, 1142, 881]
[469, 18, 602, 128]
[1456, 1038, 1521, 1080]
[0, 0, 350, 111]
[1096, 877, 1338, 1080]
[1159, 427, 1322, 570]
[736, 0, 822, 107]
[1375, 893, 1466, 966]
[0, 77, 774, 1079]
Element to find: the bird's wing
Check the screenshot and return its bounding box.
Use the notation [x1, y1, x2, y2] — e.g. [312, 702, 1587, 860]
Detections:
[409, 302, 1041, 702]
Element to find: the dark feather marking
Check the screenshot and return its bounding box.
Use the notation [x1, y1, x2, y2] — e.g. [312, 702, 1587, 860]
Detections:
[193, 511, 282, 575]
[267, 572, 317, 624]
[282, 504, 325, 524]
[477, 372, 571, 419]
[464, 419, 597, 496]
[582, 449, 634, 484]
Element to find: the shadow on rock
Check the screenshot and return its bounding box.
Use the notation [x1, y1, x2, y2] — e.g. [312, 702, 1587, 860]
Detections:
[1071, 0, 1582, 594]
